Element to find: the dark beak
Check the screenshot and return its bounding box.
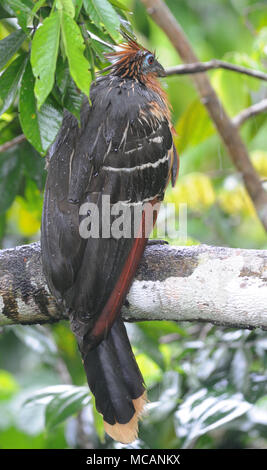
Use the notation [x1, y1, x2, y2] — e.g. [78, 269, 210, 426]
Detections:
[155, 60, 166, 77]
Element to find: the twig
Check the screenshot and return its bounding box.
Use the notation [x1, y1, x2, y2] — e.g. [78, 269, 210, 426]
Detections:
[0, 134, 26, 153]
[166, 60, 267, 82]
[140, 0, 267, 233]
[0, 242, 266, 330]
[232, 98, 267, 127]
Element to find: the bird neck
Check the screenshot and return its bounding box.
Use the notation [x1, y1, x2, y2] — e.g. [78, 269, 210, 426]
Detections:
[141, 73, 171, 123]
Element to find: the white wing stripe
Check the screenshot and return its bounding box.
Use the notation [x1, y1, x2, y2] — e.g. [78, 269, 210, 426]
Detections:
[102, 152, 169, 173]
[116, 193, 161, 206]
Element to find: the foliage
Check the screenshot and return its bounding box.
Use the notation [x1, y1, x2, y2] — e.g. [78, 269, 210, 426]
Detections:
[0, 0, 267, 450]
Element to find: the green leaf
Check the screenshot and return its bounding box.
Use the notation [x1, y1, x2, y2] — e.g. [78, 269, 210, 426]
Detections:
[148, 371, 181, 422]
[0, 28, 26, 70]
[31, 11, 61, 108]
[92, 396, 105, 443]
[55, 56, 69, 99]
[45, 387, 91, 429]
[108, 0, 131, 11]
[60, 11, 91, 97]
[19, 60, 63, 154]
[0, 53, 27, 116]
[230, 348, 250, 393]
[0, 370, 19, 400]
[83, 0, 121, 41]
[130, 324, 165, 370]
[20, 141, 46, 190]
[0, 5, 14, 19]
[64, 75, 84, 122]
[4, 0, 33, 32]
[0, 213, 6, 240]
[174, 390, 252, 447]
[31, 0, 47, 17]
[55, 57, 84, 121]
[175, 99, 215, 154]
[249, 396, 267, 425]
[0, 148, 22, 213]
[24, 384, 83, 406]
[56, 0, 75, 18]
[212, 68, 251, 117]
[13, 325, 58, 361]
[73, 0, 83, 19]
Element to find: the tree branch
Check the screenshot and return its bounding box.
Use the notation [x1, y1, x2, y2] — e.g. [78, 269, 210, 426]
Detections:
[232, 99, 267, 128]
[166, 60, 267, 82]
[0, 134, 26, 153]
[140, 0, 267, 233]
[0, 242, 266, 330]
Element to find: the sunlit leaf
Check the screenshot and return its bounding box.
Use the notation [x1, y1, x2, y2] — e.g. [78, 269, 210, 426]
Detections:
[31, 11, 61, 108]
[7, 178, 43, 236]
[60, 10, 91, 97]
[108, 0, 131, 11]
[212, 68, 251, 117]
[0, 370, 19, 400]
[168, 172, 216, 210]
[57, 0, 75, 18]
[129, 324, 165, 370]
[251, 150, 267, 178]
[30, 0, 46, 17]
[175, 99, 215, 154]
[83, 0, 121, 41]
[4, 0, 33, 32]
[19, 60, 63, 154]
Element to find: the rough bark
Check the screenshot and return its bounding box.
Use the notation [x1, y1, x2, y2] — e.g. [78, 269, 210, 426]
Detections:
[0, 242, 266, 330]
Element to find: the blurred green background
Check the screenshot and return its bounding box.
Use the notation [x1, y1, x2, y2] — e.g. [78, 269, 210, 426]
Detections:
[0, 0, 267, 449]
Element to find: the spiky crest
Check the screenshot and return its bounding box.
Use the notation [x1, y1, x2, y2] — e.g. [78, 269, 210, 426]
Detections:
[101, 32, 153, 80]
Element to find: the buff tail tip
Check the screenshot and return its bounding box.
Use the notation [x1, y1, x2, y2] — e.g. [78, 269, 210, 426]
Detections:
[104, 391, 147, 444]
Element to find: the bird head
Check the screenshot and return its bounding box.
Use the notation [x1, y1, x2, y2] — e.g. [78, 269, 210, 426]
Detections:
[102, 32, 166, 81]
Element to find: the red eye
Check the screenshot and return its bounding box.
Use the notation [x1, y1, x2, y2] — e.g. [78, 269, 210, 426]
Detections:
[148, 55, 154, 65]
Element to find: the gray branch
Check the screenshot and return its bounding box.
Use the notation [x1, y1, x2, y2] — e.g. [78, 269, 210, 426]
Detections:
[0, 242, 266, 330]
[232, 99, 267, 128]
[165, 60, 267, 82]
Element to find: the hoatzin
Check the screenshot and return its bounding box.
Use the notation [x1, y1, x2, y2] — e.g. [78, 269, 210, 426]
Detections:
[41, 33, 178, 444]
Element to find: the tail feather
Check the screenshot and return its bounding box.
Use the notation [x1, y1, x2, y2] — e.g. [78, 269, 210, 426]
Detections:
[82, 317, 146, 443]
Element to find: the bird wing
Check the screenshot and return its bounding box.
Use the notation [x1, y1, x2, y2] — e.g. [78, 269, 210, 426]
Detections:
[41, 77, 176, 347]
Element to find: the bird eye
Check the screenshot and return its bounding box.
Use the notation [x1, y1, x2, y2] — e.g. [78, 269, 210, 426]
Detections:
[147, 54, 154, 65]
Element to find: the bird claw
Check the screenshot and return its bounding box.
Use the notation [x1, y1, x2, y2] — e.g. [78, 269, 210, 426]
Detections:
[147, 239, 169, 246]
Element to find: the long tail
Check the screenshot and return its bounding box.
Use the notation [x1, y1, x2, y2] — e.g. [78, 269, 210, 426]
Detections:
[79, 317, 146, 444]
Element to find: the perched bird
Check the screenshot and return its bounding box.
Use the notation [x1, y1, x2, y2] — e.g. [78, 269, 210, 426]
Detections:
[41, 33, 178, 444]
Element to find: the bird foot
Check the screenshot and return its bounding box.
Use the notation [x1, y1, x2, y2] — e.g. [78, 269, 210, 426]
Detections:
[147, 239, 169, 246]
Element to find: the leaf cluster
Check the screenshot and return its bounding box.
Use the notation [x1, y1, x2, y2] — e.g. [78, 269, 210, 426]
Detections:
[0, 0, 129, 154]
[0, 322, 267, 449]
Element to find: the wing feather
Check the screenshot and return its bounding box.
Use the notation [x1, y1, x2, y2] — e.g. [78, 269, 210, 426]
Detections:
[41, 76, 175, 339]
